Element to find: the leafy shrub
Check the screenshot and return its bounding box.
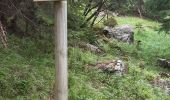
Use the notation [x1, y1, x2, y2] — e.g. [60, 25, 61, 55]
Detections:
[103, 17, 118, 27]
[159, 16, 170, 34]
[68, 29, 98, 45]
[68, 6, 84, 30]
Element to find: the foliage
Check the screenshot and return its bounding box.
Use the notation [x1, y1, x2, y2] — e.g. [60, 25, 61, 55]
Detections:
[159, 16, 170, 34]
[103, 17, 118, 27]
[145, 0, 170, 14]
[1, 16, 170, 99]
[135, 22, 145, 34]
[0, 0, 36, 35]
[0, 34, 55, 99]
[69, 29, 98, 46]
[0, 0, 170, 99]
[145, 0, 170, 34]
[68, 16, 170, 100]
[68, 47, 170, 100]
[68, 7, 84, 30]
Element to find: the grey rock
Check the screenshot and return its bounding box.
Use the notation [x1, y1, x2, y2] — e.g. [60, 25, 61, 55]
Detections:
[103, 25, 134, 44]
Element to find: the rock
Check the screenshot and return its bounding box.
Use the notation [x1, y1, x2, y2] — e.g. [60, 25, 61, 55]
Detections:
[78, 42, 103, 54]
[103, 25, 134, 44]
[114, 25, 134, 33]
[151, 76, 170, 95]
[159, 72, 170, 78]
[94, 60, 128, 75]
[157, 58, 170, 68]
[103, 26, 113, 38]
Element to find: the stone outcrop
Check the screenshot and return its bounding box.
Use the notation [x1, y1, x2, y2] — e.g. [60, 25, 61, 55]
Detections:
[87, 60, 128, 75]
[103, 25, 134, 44]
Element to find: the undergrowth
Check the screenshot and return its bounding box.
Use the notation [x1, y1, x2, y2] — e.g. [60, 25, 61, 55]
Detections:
[0, 17, 170, 100]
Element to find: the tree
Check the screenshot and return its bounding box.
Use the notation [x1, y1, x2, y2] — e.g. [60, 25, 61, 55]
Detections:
[81, 0, 108, 27]
[0, 0, 37, 36]
[145, 0, 170, 33]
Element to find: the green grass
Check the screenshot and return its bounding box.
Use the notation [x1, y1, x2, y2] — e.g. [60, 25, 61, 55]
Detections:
[0, 35, 55, 99]
[0, 16, 170, 99]
[69, 16, 170, 100]
[116, 16, 160, 26]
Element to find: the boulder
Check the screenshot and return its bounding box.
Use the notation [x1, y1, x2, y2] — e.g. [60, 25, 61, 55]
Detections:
[103, 25, 134, 44]
[94, 60, 128, 75]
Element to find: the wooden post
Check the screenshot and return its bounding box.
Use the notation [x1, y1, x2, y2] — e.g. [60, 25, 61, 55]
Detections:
[33, 0, 68, 100]
[54, 1, 68, 100]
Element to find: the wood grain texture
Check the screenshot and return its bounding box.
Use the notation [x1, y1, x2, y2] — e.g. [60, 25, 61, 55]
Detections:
[54, 1, 68, 100]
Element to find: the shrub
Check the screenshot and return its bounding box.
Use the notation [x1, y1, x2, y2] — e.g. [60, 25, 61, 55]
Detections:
[103, 17, 118, 27]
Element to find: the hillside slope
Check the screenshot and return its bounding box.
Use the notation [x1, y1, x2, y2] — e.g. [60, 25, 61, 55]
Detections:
[0, 17, 170, 100]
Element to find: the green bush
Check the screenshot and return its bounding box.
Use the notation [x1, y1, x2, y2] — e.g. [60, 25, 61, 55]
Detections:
[103, 17, 118, 27]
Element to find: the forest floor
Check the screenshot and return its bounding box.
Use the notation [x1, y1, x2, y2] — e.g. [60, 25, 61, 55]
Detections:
[0, 17, 170, 100]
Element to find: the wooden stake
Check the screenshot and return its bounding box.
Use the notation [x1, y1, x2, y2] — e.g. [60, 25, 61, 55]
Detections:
[33, 0, 68, 100]
[54, 1, 68, 100]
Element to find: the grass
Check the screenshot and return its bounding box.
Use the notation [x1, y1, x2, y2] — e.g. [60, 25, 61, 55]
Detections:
[0, 16, 170, 99]
[116, 16, 160, 26]
[69, 16, 170, 100]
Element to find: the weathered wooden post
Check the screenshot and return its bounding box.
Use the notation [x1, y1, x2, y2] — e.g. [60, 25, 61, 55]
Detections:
[33, 0, 68, 100]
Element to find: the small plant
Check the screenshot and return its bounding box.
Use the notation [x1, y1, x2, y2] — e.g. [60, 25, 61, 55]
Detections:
[103, 17, 118, 27]
[135, 22, 145, 34]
